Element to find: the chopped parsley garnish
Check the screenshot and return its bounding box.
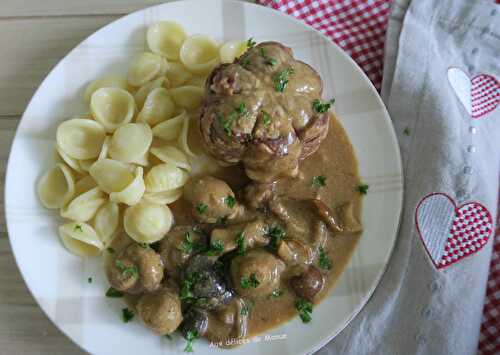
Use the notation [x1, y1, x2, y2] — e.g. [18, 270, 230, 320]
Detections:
[318, 247, 332, 270]
[241, 57, 251, 69]
[312, 175, 327, 188]
[240, 273, 260, 289]
[181, 232, 204, 255]
[295, 298, 313, 323]
[213, 260, 225, 276]
[235, 232, 246, 255]
[195, 203, 208, 214]
[235, 102, 248, 116]
[217, 112, 238, 136]
[225, 195, 236, 208]
[87, 277, 92, 283]
[274, 67, 294, 92]
[267, 225, 286, 249]
[312, 98, 336, 114]
[216, 216, 228, 226]
[105, 287, 124, 298]
[184, 329, 198, 353]
[115, 259, 139, 278]
[165, 334, 173, 340]
[403, 127, 410, 135]
[205, 240, 224, 256]
[262, 111, 272, 127]
[122, 308, 134, 323]
[74, 224, 83, 232]
[138, 242, 148, 248]
[259, 47, 277, 66]
[106, 247, 115, 254]
[180, 272, 200, 300]
[271, 289, 284, 298]
[240, 302, 252, 316]
[247, 37, 256, 48]
[357, 184, 369, 195]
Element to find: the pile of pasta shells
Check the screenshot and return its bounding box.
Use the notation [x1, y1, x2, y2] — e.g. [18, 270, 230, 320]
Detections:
[37, 21, 249, 257]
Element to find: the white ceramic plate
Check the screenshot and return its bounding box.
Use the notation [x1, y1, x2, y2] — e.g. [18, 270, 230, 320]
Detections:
[4, 1, 403, 354]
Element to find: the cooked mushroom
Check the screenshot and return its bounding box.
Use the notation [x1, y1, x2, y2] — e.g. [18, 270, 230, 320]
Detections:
[184, 176, 243, 223]
[312, 199, 362, 234]
[136, 287, 182, 335]
[290, 265, 324, 301]
[243, 182, 275, 210]
[181, 308, 209, 338]
[210, 219, 269, 254]
[106, 243, 163, 294]
[230, 249, 285, 299]
[276, 238, 314, 265]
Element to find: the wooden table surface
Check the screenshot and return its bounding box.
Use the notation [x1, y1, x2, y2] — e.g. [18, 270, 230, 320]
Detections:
[0, 1, 255, 353]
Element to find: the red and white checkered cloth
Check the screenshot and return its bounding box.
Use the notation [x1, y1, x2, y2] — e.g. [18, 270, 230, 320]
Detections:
[256, 1, 500, 353]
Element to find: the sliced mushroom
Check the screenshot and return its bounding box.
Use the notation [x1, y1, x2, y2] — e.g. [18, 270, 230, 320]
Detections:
[276, 238, 314, 265]
[243, 182, 275, 210]
[311, 199, 343, 233]
[337, 202, 363, 234]
[210, 219, 269, 254]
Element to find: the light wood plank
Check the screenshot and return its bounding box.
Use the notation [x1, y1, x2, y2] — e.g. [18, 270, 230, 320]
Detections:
[0, 16, 120, 117]
[0, 239, 83, 354]
[0, 117, 19, 236]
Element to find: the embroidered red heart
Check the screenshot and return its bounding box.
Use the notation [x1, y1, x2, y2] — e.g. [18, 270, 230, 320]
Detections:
[415, 193, 493, 269]
[447, 68, 499, 119]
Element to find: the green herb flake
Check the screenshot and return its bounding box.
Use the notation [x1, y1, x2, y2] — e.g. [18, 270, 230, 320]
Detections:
[180, 272, 200, 300]
[74, 224, 83, 232]
[267, 225, 286, 249]
[312, 98, 335, 114]
[107, 247, 115, 254]
[180, 232, 204, 255]
[195, 203, 208, 215]
[240, 303, 251, 316]
[318, 247, 332, 270]
[225, 195, 236, 208]
[216, 216, 228, 226]
[235, 102, 248, 116]
[241, 57, 251, 69]
[115, 259, 139, 278]
[312, 175, 327, 188]
[247, 37, 257, 48]
[205, 240, 224, 256]
[105, 287, 124, 298]
[122, 308, 134, 323]
[274, 67, 294, 93]
[235, 232, 246, 255]
[184, 329, 198, 353]
[357, 184, 369, 195]
[262, 111, 272, 127]
[271, 289, 284, 298]
[165, 334, 173, 340]
[138, 242, 148, 248]
[240, 273, 260, 289]
[259, 47, 277, 66]
[87, 277, 92, 283]
[295, 298, 313, 323]
[403, 127, 410, 136]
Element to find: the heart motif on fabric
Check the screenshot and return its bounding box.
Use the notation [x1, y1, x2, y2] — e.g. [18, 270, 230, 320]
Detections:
[415, 193, 493, 269]
[447, 67, 500, 119]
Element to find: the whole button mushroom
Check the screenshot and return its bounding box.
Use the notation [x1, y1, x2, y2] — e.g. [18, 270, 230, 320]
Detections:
[290, 265, 324, 301]
[136, 288, 182, 335]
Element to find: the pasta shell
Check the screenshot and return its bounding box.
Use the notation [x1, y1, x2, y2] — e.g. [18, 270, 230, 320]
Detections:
[108, 123, 153, 163]
[145, 163, 189, 193]
[37, 163, 75, 209]
[151, 110, 185, 141]
[110, 167, 146, 206]
[127, 52, 168, 87]
[84, 76, 129, 103]
[56, 118, 106, 160]
[137, 87, 176, 126]
[74, 175, 97, 196]
[89, 158, 134, 193]
[219, 40, 247, 64]
[134, 76, 169, 110]
[93, 201, 120, 247]
[59, 222, 104, 257]
[169, 86, 203, 111]
[60, 186, 106, 222]
[124, 201, 173, 243]
[166, 62, 193, 87]
[186, 75, 207, 88]
[180, 35, 219, 74]
[143, 188, 183, 205]
[149, 145, 191, 171]
[147, 21, 187, 60]
[98, 136, 110, 160]
[90, 87, 136, 133]
[55, 145, 84, 174]
[178, 113, 197, 157]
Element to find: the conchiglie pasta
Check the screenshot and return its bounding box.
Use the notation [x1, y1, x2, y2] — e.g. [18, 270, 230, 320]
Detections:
[219, 40, 247, 64]
[186, 75, 207, 88]
[89, 158, 134, 193]
[150, 145, 191, 171]
[147, 21, 187, 60]
[93, 201, 120, 246]
[124, 201, 173, 243]
[165, 62, 193, 87]
[127, 52, 168, 87]
[108, 123, 153, 163]
[151, 110, 185, 141]
[78, 159, 95, 172]
[74, 175, 97, 196]
[84, 76, 129, 103]
[56, 119, 106, 160]
[169, 86, 203, 111]
[109, 167, 145, 206]
[180, 35, 219, 74]
[178, 113, 197, 157]
[143, 188, 183, 205]
[137, 88, 176, 126]
[59, 222, 104, 257]
[134, 76, 169, 110]
[60, 186, 106, 222]
[55, 145, 84, 174]
[145, 163, 189, 193]
[90, 88, 135, 132]
[37, 163, 75, 209]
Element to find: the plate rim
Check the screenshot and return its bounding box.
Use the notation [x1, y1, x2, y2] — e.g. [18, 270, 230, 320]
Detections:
[4, 0, 404, 354]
